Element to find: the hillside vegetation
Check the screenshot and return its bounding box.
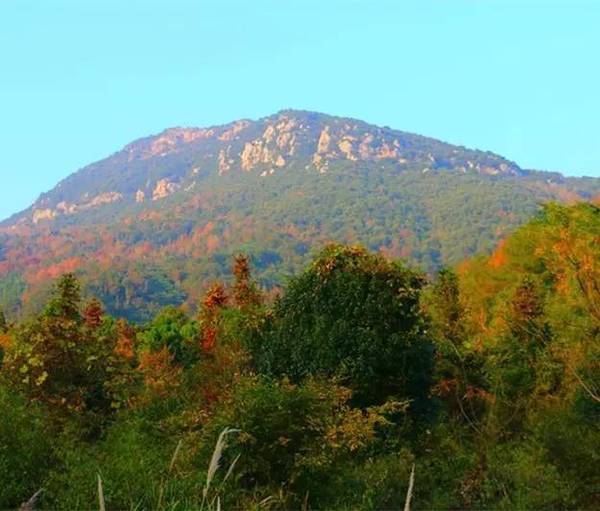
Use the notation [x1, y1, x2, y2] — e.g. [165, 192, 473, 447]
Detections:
[1, 111, 600, 321]
[1, 202, 598, 510]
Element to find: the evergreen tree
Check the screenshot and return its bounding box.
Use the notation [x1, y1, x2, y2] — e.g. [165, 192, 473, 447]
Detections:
[44, 273, 82, 323]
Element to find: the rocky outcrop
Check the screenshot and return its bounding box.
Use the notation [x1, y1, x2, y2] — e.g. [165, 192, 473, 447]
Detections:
[31, 192, 123, 223]
[240, 140, 277, 171]
[218, 120, 250, 141]
[32, 209, 56, 224]
[57, 201, 77, 214]
[127, 127, 215, 160]
[218, 148, 234, 174]
[152, 179, 179, 200]
[80, 192, 123, 210]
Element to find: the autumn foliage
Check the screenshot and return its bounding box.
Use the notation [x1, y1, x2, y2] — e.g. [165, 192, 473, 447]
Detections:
[1, 207, 600, 509]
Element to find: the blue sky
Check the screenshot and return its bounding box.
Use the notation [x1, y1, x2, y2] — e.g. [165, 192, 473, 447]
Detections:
[1, 0, 599, 220]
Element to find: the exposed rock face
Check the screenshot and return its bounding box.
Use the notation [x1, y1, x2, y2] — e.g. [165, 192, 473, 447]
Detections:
[80, 192, 123, 210]
[338, 137, 357, 160]
[218, 120, 250, 141]
[152, 179, 179, 200]
[317, 127, 331, 154]
[240, 140, 278, 171]
[57, 201, 77, 214]
[238, 115, 303, 170]
[32, 208, 56, 224]
[218, 148, 232, 174]
[116, 110, 521, 179]
[262, 124, 276, 143]
[135, 190, 146, 203]
[31, 192, 122, 222]
[133, 128, 215, 160]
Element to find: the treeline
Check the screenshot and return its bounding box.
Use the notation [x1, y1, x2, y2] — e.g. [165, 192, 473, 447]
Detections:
[0, 202, 599, 510]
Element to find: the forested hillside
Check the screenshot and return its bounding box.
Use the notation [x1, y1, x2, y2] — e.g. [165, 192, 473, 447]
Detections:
[1, 111, 599, 321]
[1, 202, 598, 509]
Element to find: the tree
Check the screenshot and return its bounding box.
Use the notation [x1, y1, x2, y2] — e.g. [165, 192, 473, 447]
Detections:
[232, 254, 261, 309]
[508, 277, 549, 344]
[44, 273, 82, 323]
[1, 274, 133, 426]
[250, 244, 434, 408]
[199, 283, 228, 351]
[542, 203, 600, 324]
[83, 298, 104, 329]
[139, 306, 199, 367]
[430, 268, 464, 344]
[0, 309, 7, 333]
[428, 269, 487, 426]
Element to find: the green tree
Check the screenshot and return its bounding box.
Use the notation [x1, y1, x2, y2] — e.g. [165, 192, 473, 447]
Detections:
[250, 244, 434, 408]
[44, 273, 82, 323]
[430, 268, 464, 343]
[139, 306, 199, 367]
[427, 269, 487, 426]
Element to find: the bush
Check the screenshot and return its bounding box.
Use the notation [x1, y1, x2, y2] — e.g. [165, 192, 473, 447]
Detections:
[199, 376, 406, 508]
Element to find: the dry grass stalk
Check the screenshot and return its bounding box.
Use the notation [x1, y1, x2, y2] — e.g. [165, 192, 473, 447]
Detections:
[97, 474, 106, 511]
[19, 488, 43, 511]
[201, 427, 241, 510]
[222, 453, 241, 485]
[403, 463, 415, 511]
[169, 439, 183, 472]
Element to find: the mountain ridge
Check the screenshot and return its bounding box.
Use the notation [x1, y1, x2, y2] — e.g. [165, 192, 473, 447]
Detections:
[4, 109, 526, 227]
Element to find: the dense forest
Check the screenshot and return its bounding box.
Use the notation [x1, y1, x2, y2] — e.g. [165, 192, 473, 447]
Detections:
[1, 201, 599, 510]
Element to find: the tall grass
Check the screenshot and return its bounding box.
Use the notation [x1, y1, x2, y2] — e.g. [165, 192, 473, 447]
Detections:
[201, 427, 241, 510]
[91, 427, 280, 511]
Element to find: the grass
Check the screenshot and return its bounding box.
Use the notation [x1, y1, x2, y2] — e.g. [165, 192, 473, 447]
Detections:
[93, 428, 246, 511]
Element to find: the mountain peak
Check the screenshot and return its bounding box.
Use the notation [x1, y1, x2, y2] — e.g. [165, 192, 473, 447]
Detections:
[4, 110, 528, 227]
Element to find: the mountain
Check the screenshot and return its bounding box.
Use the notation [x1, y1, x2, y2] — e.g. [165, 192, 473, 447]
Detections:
[1, 110, 599, 320]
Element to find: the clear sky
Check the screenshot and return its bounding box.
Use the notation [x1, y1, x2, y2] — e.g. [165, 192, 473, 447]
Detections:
[1, 0, 599, 220]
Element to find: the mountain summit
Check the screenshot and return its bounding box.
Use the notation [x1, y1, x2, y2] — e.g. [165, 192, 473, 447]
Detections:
[9, 110, 523, 226]
[1, 110, 599, 320]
